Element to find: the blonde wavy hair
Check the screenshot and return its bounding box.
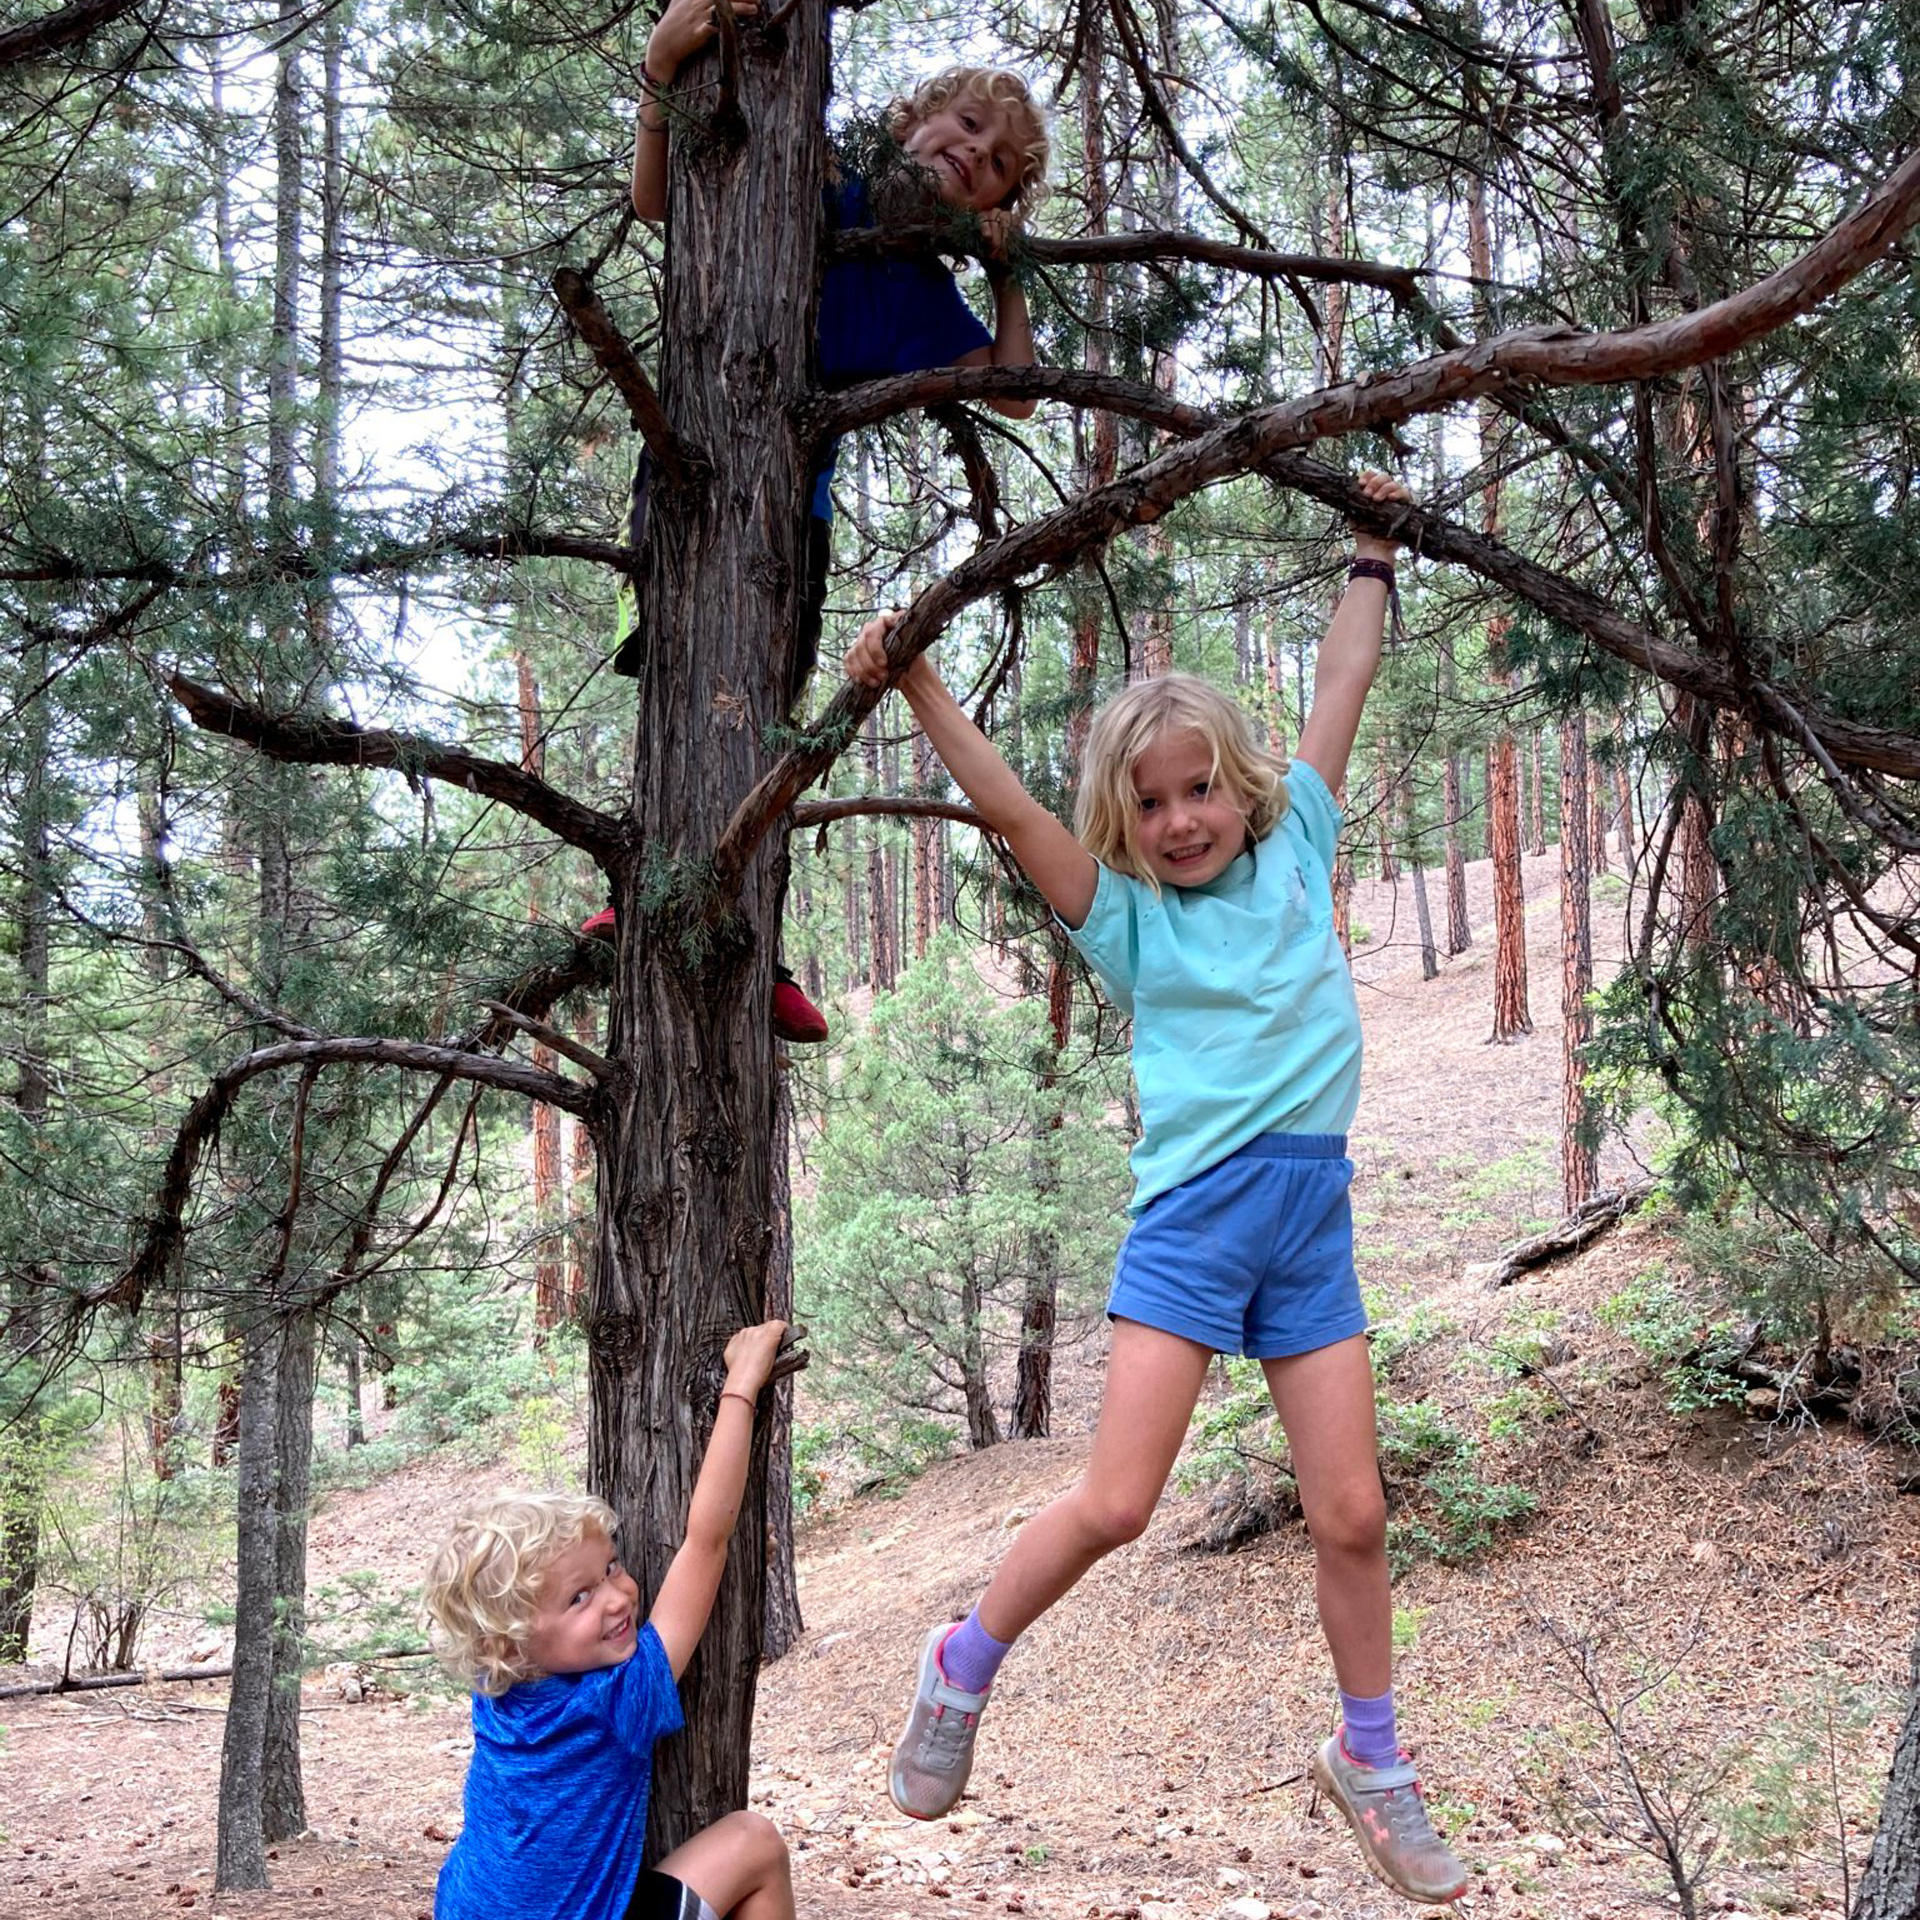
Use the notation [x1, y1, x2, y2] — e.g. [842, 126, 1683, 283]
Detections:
[424, 1491, 621, 1696]
[1074, 674, 1290, 892]
[887, 67, 1051, 215]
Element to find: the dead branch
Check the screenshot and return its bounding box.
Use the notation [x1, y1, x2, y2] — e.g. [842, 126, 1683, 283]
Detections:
[789, 797, 987, 831]
[827, 225, 1421, 303]
[0, 0, 147, 66]
[106, 1036, 595, 1317]
[1473, 1177, 1657, 1288]
[478, 998, 613, 1079]
[169, 672, 625, 869]
[551, 267, 702, 493]
[725, 135, 1920, 882]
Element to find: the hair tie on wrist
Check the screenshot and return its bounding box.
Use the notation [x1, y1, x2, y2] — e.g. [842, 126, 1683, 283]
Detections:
[719, 1389, 756, 1414]
[1347, 557, 1396, 587]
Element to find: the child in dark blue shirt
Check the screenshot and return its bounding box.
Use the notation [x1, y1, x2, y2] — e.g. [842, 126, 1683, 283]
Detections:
[424, 1322, 792, 1920]
[622, 16, 1050, 695]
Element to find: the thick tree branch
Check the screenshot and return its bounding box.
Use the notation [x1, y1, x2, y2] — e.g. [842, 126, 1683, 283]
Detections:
[169, 672, 625, 869]
[552, 267, 702, 493]
[828, 225, 1421, 302]
[789, 796, 988, 831]
[0, 0, 148, 66]
[717, 153, 1920, 881]
[1, 526, 633, 588]
[108, 1036, 595, 1315]
[477, 998, 614, 1078]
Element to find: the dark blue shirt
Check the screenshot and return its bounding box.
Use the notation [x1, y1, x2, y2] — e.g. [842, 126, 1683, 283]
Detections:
[435, 1624, 685, 1920]
[811, 173, 993, 518]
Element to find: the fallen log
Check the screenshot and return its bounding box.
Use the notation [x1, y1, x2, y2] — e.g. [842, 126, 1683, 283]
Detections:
[1474, 1177, 1658, 1288]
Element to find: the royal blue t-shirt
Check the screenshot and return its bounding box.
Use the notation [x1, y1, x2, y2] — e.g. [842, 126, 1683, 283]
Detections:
[435, 1624, 684, 1920]
[811, 173, 994, 519]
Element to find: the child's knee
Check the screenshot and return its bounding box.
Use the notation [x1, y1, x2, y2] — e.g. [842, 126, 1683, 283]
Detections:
[1307, 1482, 1387, 1559]
[1073, 1482, 1157, 1551]
[722, 1809, 789, 1876]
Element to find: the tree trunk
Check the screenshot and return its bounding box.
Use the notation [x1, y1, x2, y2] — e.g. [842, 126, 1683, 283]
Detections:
[343, 1335, 364, 1448]
[961, 1274, 1001, 1452]
[262, 1309, 316, 1841]
[762, 1076, 802, 1661]
[1471, 172, 1532, 1041]
[1, 627, 52, 1660]
[1853, 1621, 1920, 1920]
[1559, 714, 1598, 1209]
[591, 8, 824, 1855]
[216, 1315, 283, 1890]
[1013, 951, 1071, 1440]
[1444, 751, 1471, 953]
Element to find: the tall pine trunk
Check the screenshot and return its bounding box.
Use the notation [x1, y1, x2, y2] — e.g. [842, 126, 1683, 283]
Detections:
[1558, 714, 1597, 1208]
[591, 9, 825, 1853]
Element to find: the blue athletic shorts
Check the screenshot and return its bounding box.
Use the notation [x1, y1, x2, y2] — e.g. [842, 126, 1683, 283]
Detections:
[1106, 1133, 1366, 1361]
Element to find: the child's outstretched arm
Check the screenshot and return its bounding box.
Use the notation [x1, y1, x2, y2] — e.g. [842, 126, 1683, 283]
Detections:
[630, 0, 758, 221]
[1295, 469, 1412, 795]
[951, 211, 1038, 421]
[847, 613, 1097, 926]
[648, 1319, 787, 1677]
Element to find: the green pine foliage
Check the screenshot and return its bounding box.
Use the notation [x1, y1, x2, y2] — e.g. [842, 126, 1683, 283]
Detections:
[797, 936, 1128, 1465]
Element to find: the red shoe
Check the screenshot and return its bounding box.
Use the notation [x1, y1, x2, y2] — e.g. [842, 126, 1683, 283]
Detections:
[580, 907, 617, 940]
[772, 966, 829, 1044]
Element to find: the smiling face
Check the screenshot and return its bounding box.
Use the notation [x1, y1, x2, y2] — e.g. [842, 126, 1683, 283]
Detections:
[520, 1529, 640, 1679]
[899, 92, 1021, 212]
[1130, 728, 1252, 889]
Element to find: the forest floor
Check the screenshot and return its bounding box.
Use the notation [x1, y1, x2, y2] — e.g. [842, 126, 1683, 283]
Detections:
[7, 843, 1919, 1920]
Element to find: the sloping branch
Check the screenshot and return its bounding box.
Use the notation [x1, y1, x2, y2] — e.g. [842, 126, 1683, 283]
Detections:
[828, 225, 1420, 302]
[717, 146, 1920, 883]
[551, 267, 702, 492]
[0, 0, 147, 66]
[169, 673, 625, 869]
[108, 1036, 595, 1315]
[0, 526, 633, 588]
[789, 797, 987, 831]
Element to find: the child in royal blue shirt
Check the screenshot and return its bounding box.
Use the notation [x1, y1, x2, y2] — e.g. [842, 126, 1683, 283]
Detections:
[424, 1322, 792, 1920]
[623, 12, 1049, 696]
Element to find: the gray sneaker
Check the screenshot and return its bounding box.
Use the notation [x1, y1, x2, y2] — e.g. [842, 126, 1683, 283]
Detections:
[888, 1625, 991, 1819]
[1313, 1735, 1470, 1905]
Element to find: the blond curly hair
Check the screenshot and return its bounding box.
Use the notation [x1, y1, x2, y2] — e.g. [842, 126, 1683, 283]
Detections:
[423, 1491, 621, 1696]
[1074, 674, 1291, 894]
[887, 67, 1051, 215]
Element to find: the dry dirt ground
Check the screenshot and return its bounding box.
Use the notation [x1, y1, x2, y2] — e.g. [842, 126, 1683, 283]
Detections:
[6, 846, 1918, 1920]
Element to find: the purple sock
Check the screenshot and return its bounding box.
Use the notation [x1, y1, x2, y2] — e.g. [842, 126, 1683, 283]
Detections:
[938, 1608, 1013, 1695]
[1338, 1686, 1400, 1770]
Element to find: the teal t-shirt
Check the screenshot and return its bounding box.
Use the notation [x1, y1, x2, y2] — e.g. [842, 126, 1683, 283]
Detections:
[1064, 760, 1361, 1214]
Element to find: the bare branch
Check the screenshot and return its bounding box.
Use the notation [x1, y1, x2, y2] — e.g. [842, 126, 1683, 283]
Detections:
[789, 797, 988, 831]
[169, 672, 626, 869]
[107, 1036, 596, 1316]
[551, 267, 703, 493]
[718, 157, 1920, 881]
[478, 998, 614, 1079]
[828, 225, 1421, 302]
[0, 0, 149, 67]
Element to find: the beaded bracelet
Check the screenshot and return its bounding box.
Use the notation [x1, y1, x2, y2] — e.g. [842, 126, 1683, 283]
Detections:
[1347, 557, 1397, 587]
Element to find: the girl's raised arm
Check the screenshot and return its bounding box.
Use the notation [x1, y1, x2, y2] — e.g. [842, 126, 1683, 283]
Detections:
[846, 614, 1099, 928]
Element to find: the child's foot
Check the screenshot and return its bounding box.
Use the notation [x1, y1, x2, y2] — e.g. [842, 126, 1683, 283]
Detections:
[1313, 1735, 1469, 1905]
[578, 914, 830, 1046]
[888, 1624, 989, 1819]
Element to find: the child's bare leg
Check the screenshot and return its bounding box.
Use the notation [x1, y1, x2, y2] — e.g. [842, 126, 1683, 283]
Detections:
[1266, 1333, 1469, 1901]
[975, 1320, 1213, 1639]
[1260, 1333, 1390, 1694]
[656, 1810, 794, 1920]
